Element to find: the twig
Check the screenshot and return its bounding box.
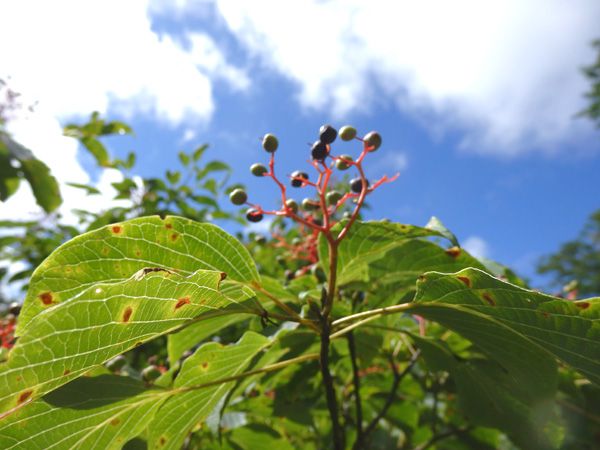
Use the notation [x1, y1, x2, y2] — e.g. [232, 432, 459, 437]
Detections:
[362, 351, 421, 441]
[347, 332, 364, 444]
[413, 426, 473, 450]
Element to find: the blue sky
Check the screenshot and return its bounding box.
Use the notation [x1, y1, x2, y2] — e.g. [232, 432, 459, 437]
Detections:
[1, 0, 600, 290]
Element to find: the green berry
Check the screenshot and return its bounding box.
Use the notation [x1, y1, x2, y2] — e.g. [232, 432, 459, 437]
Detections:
[326, 190, 343, 205]
[339, 125, 357, 141]
[106, 355, 127, 372]
[254, 234, 267, 245]
[319, 124, 337, 144]
[302, 198, 320, 211]
[350, 177, 369, 194]
[250, 163, 268, 177]
[335, 154, 353, 170]
[311, 265, 326, 283]
[142, 365, 162, 382]
[229, 188, 248, 205]
[262, 133, 279, 152]
[246, 208, 264, 223]
[291, 237, 302, 246]
[285, 199, 299, 214]
[363, 131, 382, 151]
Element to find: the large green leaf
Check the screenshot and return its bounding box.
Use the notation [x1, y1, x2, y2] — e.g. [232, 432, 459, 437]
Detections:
[0, 375, 169, 450]
[318, 220, 460, 287]
[412, 268, 600, 385]
[17, 215, 259, 332]
[148, 332, 270, 450]
[414, 336, 563, 450]
[0, 269, 256, 416]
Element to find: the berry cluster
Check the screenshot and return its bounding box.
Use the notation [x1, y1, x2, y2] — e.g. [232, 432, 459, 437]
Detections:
[0, 303, 19, 351]
[230, 124, 397, 273]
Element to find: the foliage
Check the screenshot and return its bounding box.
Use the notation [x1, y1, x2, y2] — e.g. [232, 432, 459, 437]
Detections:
[0, 123, 599, 450]
[537, 209, 600, 297]
[578, 39, 600, 128]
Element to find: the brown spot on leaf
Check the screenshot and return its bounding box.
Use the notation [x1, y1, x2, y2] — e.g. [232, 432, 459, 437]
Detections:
[445, 246, 461, 258]
[219, 272, 227, 281]
[418, 275, 427, 282]
[15, 376, 22, 382]
[457, 276, 471, 287]
[170, 233, 179, 241]
[63, 369, 71, 376]
[576, 302, 590, 309]
[110, 418, 120, 426]
[482, 293, 495, 306]
[111, 225, 122, 234]
[18, 390, 32, 404]
[175, 297, 190, 310]
[39, 292, 53, 305]
[201, 362, 208, 369]
[159, 437, 166, 446]
[122, 307, 133, 323]
[135, 250, 141, 257]
[135, 341, 143, 347]
[165, 223, 173, 229]
[101, 247, 110, 256]
[541, 311, 550, 318]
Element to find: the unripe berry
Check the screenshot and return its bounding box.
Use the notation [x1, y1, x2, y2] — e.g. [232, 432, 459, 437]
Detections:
[285, 199, 299, 214]
[290, 170, 309, 188]
[319, 124, 337, 144]
[350, 177, 369, 194]
[246, 208, 264, 223]
[291, 237, 302, 246]
[311, 265, 326, 283]
[363, 131, 382, 151]
[142, 365, 162, 382]
[262, 133, 278, 153]
[302, 198, 320, 211]
[250, 163, 268, 177]
[336, 155, 353, 170]
[311, 140, 328, 161]
[229, 188, 248, 205]
[254, 234, 267, 245]
[339, 125, 357, 141]
[106, 355, 127, 372]
[326, 190, 343, 205]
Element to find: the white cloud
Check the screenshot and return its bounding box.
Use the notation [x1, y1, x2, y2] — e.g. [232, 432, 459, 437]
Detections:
[1, 0, 248, 124]
[373, 152, 408, 173]
[211, 0, 600, 155]
[462, 236, 490, 259]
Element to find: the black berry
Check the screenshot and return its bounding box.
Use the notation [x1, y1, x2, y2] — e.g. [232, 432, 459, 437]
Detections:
[350, 177, 369, 193]
[290, 171, 309, 187]
[246, 208, 264, 222]
[229, 188, 248, 205]
[339, 125, 357, 141]
[8, 302, 21, 316]
[262, 133, 279, 152]
[311, 140, 328, 161]
[250, 163, 268, 177]
[363, 131, 382, 151]
[319, 124, 337, 144]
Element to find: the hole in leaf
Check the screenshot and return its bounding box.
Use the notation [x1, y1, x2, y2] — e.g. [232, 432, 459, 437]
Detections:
[122, 307, 133, 323]
[482, 293, 495, 306]
[175, 297, 190, 310]
[457, 276, 471, 287]
[39, 292, 53, 305]
[18, 390, 32, 404]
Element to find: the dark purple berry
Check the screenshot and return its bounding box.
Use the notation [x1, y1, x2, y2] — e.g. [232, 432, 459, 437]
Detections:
[311, 140, 328, 161]
[350, 177, 369, 194]
[319, 124, 337, 144]
[290, 171, 309, 187]
[246, 208, 263, 223]
[8, 302, 21, 316]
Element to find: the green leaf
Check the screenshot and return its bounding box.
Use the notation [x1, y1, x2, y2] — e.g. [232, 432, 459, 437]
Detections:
[178, 152, 190, 166]
[148, 332, 270, 450]
[192, 144, 208, 161]
[81, 136, 110, 167]
[66, 182, 101, 195]
[0, 269, 256, 416]
[20, 157, 62, 213]
[424, 216, 459, 247]
[414, 335, 563, 450]
[165, 170, 180, 185]
[319, 220, 461, 287]
[412, 268, 600, 385]
[0, 375, 169, 450]
[0, 154, 20, 202]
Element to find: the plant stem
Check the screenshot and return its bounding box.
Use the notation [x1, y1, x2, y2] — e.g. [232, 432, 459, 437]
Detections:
[347, 332, 364, 446]
[332, 303, 414, 329]
[319, 236, 344, 450]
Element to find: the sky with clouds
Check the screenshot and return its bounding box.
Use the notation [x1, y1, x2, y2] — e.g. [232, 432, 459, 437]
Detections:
[1, 0, 599, 288]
